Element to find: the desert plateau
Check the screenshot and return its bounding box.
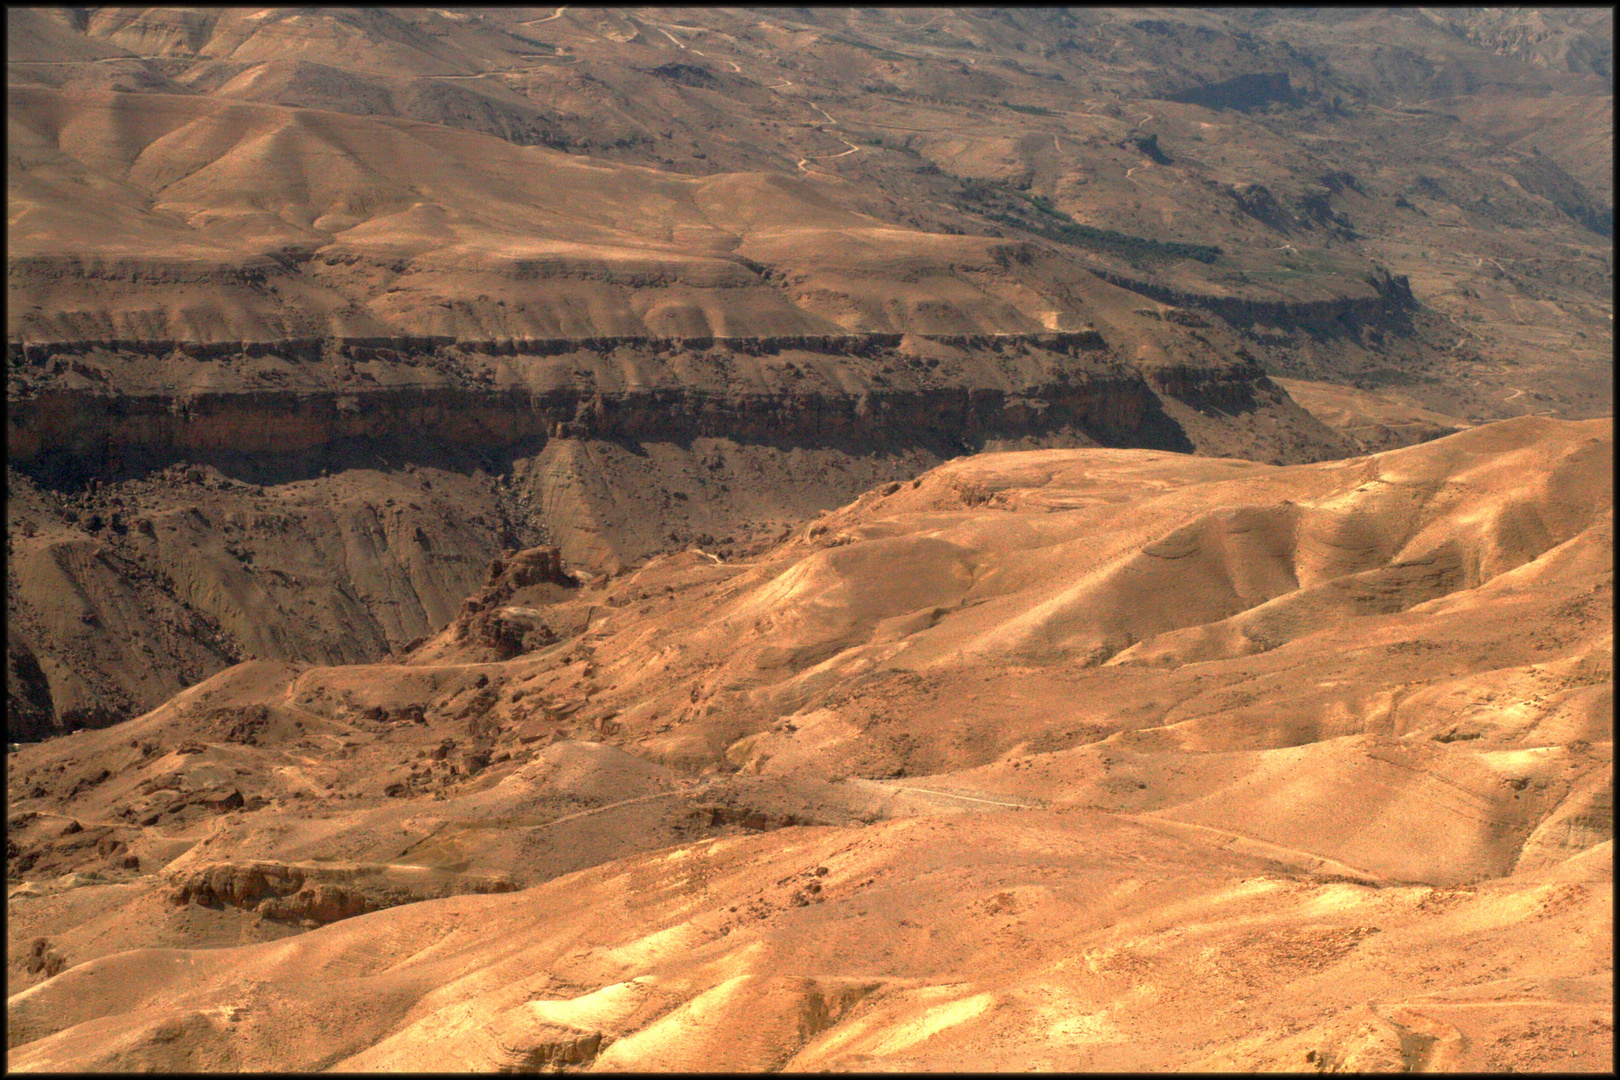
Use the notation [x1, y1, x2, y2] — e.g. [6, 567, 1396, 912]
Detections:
[6, 6, 1613, 1073]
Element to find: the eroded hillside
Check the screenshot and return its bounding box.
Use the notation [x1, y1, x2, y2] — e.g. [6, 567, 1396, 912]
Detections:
[8, 7, 1609, 406]
[9, 7, 1611, 738]
[6, 8, 1612, 1071]
[6, 416, 1611, 1071]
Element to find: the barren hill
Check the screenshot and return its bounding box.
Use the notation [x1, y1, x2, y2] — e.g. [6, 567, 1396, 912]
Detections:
[9, 6, 1611, 737]
[7, 416, 1611, 1070]
[5, 11, 1615, 1070]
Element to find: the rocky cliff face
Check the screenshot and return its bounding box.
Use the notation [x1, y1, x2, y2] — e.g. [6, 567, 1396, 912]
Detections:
[1088, 265, 1417, 335]
[12, 328, 1348, 493]
[5, 331, 1353, 741]
[7, 332, 1165, 478]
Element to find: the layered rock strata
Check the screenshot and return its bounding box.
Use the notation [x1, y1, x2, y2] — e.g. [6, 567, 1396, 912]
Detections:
[8, 332, 1167, 477]
[6, 332, 1351, 739]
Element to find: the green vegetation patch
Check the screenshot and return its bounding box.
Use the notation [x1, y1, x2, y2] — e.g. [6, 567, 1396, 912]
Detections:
[957, 179, 1220, 264]
[858, 133, 922, 156]
[1002, 215, 1222, 263]
[1001, 100, 1059, 116]
[826, 36, 914, 62]
[507, 33, 557, 51]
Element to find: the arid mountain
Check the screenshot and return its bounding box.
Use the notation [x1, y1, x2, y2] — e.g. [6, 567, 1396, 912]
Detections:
[5, 9, 1615, 1073]
[8, 8, 1609, 378]
[7, 416, 1612, 1070]
[8, 6, 1610, 737]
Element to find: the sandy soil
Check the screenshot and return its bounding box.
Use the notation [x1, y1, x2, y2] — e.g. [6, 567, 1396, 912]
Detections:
[6, 8, 1612, 1071]
[7, 416, 1610, 1071]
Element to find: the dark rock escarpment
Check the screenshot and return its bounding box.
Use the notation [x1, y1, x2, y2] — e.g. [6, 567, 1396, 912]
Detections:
[6, 332, 1347, 739]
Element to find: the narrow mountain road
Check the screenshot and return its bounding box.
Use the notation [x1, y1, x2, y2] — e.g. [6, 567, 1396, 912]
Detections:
[797, 138, 864, 172]
[1441, 309, 1482, 344]
[9, 55, 165, 64]
[1501, 387, 1554, 416]
[390, 796, 683, 865]
[885, 784, 1039, 810]
[906, 13, 949, 32]
[1124, 813, 1393, 885]
[772, 90, 862, 175]
[528, 790, 682, 830]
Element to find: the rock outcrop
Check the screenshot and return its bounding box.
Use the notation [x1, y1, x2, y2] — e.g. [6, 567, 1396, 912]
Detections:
[6, 333, 1181, 480]
[1088, 266, 1417, 336]
[166, 860, 518, 925]
[452, 546, 576, 660]
[9, 329, 1357, 736]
